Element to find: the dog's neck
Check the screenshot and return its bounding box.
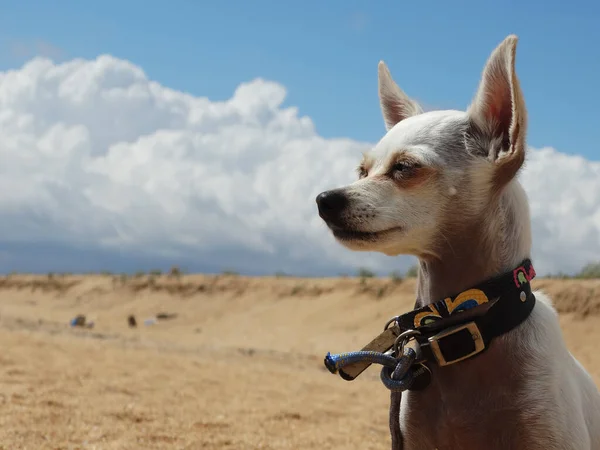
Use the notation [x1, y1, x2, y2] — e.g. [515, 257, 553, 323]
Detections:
[415, 181, 532, 307]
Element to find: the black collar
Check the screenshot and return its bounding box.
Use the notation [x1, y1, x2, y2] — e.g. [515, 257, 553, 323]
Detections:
[404, 259, 536, 367]
[336, 259, 537, 380]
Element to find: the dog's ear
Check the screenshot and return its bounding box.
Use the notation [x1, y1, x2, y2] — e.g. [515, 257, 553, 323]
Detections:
[378, 61, 423, 131]
[468, 35, 527, 188]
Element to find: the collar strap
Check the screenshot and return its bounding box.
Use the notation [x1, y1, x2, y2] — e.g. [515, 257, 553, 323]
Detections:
[402, 259, 536, 367]
[398, 259, 536, 332]
[337, 259, 536, 380]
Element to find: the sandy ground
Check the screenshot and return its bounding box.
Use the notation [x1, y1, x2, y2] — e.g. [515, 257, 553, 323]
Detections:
[0, 273, 599, 449]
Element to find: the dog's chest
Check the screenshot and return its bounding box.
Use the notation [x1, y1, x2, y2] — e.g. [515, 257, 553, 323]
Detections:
[398, 353, 536, 450]
[400, 392, 528, 450]
[401, 386, 533, 450]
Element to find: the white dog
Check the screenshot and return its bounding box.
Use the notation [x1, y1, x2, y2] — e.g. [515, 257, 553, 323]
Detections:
[316, 35, 600, 449]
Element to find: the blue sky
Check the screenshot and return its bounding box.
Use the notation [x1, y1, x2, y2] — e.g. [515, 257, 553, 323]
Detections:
[1, 0, 598, 160]
[0, 1, 599, 276]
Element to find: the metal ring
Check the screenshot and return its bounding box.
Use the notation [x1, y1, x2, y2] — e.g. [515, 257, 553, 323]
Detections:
[393, 329, 421, 356]
[384, 316, 400, 331]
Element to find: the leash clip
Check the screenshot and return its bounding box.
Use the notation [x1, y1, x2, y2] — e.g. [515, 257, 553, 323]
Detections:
[392, 329, 421, 357]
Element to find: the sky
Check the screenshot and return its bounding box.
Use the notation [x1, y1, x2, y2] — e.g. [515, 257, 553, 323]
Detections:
[0, 1, 599, 276]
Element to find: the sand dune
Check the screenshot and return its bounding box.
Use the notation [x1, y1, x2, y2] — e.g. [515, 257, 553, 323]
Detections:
[0, 273, 599, 449]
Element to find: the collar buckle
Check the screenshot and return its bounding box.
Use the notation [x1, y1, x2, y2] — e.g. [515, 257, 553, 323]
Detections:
[428, 321, 485, 367]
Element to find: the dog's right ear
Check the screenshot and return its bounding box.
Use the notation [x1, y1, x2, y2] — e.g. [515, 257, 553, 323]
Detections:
[378, 61, 423, 131]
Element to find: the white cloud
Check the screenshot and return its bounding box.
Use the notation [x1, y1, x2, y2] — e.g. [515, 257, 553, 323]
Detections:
[520, 148, 600, 275]
[0, 55, 598, 275]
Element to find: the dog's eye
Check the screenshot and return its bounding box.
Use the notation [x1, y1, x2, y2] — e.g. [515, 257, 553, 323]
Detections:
[391, 161, 419, 178]
[392, 162, 409, 172]
[392, 162, 414, 174]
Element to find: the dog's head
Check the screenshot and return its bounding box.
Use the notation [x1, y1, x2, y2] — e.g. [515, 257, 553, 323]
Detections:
[316, 35, 528, 257]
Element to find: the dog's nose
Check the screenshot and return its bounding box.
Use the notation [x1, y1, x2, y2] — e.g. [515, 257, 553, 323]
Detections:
[316, 190, 348, 221]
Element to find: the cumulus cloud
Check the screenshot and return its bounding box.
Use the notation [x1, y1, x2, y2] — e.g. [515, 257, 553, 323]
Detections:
[0, 55, 598, 275]
[521, 148, 600, 276]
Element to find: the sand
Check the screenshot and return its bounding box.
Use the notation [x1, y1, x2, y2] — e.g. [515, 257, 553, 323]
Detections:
[0, 273, 599, 449]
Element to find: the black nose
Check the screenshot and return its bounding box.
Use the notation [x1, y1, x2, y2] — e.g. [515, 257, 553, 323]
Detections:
[316, 190, 348, 221]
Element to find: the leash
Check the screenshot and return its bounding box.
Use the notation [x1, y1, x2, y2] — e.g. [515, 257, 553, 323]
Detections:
[324, 330, 426, 450]
[324, 324, 431, 450]
[324, 329, 427, 392]
[323, 329, 426, 450]
[322, 259, 537, 450]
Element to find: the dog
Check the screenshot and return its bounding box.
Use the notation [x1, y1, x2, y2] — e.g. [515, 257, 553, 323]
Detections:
[316, 35, 600, 449]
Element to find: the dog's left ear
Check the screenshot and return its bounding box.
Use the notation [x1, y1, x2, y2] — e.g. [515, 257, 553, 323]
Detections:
[378, 61, 423, 131]
[468, 35, 527, 188]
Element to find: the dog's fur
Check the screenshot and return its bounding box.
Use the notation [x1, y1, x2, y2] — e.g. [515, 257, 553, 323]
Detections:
[316, 35, 600, 449]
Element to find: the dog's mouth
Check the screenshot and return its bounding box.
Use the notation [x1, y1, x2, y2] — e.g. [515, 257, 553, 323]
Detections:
[330, 226, 402, 241]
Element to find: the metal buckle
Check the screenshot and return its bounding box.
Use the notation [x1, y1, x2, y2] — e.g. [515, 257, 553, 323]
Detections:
[428, 322, 485, 367]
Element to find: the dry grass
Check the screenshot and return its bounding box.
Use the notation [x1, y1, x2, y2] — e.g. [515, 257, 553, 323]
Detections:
[0, 274, 598, 449]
